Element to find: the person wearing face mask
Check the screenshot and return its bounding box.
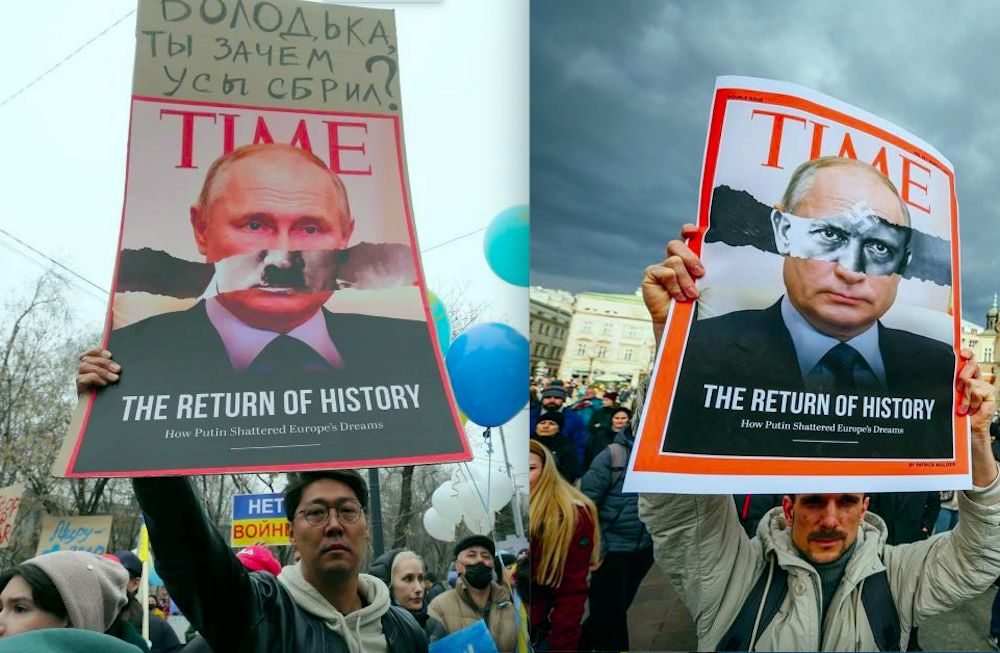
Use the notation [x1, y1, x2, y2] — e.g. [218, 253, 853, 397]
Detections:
[583, 406, 631, 473]
[426, 535, 517, 652]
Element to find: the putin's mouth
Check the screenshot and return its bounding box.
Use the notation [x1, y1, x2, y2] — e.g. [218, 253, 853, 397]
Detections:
[825, 291, 866, 304]
[253, 285, 300, 294]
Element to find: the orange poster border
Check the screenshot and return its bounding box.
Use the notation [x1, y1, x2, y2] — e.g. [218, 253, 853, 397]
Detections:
[633, 86, 966, 478]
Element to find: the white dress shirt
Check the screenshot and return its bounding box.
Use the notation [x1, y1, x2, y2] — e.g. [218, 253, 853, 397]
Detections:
[205, 296, 344, 372]
[780, 295, 886, 391]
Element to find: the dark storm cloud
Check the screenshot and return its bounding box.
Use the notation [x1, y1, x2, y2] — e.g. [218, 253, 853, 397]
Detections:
[531, 0, 1000, 323]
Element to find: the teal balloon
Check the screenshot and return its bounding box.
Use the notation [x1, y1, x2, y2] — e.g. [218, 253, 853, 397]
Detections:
[446, 322, 528, 426]
[483, 205, 529, 287]
[427, 290, 451, 356]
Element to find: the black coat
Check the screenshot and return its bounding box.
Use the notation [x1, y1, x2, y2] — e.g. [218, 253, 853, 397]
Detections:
[583, 427, 619, 473]
[867, 492, 941, 545]
[531, 431, 580, 483]
[134, 477, 427, 653]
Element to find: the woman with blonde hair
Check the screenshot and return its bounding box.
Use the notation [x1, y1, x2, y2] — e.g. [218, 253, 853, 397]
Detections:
[529, 439, 599, 652]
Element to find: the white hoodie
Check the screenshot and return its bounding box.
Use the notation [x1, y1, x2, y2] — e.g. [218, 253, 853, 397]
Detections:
[278, 564, 390, 653]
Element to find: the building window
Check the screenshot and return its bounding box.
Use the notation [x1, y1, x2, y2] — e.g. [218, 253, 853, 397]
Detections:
[596, 345, 608, 358]
[623, 347, 634, 361]
[986, 347, 994, 363]
[582, 320, 592, 334]
[576, 342, 588, 356]
[627, 326, 640, 339]
[602, 323, 613, 336]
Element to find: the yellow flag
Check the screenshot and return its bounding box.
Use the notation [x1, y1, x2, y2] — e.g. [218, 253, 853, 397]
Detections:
[139, 523, 149, 562]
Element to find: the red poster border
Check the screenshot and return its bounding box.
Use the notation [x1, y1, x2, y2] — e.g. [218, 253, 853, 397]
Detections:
[634, 86, 966, 478]
[63, 96, 471, 477]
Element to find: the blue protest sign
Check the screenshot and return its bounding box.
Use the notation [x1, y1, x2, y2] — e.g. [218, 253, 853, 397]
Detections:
[429, 620, 499, 653]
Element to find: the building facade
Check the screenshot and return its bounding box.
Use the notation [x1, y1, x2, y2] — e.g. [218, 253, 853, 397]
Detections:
[962, 295, 1000, 402]
[529, 297, 572, 378]
[557, 290, 655, 386]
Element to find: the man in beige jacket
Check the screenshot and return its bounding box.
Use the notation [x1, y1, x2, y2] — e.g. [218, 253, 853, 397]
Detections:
[639, 227, 1000, 651]
[426, 535, 517, 652]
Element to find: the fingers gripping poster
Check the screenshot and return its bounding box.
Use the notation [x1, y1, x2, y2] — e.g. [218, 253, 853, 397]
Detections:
[57, 0, 470, 476]
[626, 77, 964, 494]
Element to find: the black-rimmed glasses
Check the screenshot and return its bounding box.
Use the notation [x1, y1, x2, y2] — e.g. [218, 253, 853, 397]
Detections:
[296, 500, 364, 526]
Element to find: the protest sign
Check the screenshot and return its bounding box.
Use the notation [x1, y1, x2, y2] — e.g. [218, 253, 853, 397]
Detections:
[57, 0, 469, 476]
[231, 492, 289, 546]
[627, 76, 963, 494]
[0, 484, 24, 550]
[428, 620, 500, 653]
[36, 515, 113, 556]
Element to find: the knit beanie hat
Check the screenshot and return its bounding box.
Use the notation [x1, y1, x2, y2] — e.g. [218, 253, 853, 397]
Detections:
[23, 551, 128, 632]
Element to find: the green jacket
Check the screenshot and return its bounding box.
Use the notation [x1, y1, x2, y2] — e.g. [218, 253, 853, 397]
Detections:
[0, 629, 142, 652]
[638, 469, 1000, 651]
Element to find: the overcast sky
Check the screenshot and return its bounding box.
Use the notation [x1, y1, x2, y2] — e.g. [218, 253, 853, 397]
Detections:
[531, 0, 1000, 324]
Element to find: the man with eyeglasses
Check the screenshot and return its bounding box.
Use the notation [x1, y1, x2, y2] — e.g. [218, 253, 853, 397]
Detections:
[92, 448, 428, 650]
[650, 156, 954, 458]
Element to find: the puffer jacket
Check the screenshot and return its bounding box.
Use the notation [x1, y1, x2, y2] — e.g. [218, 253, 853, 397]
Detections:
[638, 474, 1000, 651]
[134, 477, 427, 653]
[580, 429, 652, 555]
[426, 578, 517, 652]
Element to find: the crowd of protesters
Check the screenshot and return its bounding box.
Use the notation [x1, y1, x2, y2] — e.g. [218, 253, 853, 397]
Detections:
[528, 376, 653, 651]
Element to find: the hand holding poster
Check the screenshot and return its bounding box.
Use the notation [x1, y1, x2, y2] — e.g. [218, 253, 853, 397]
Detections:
[0, 484, 24, 550]
[628, 77, 964, 494]
[57, 0, 469, 476]
[36, 515, 113, 556]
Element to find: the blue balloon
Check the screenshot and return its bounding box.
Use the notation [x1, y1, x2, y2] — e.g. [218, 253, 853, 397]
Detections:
[483, 205, 529, 287]
[446, 322, 528, 427]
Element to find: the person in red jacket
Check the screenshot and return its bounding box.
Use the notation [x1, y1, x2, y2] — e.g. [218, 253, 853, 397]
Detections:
[528, 440, 600, 651]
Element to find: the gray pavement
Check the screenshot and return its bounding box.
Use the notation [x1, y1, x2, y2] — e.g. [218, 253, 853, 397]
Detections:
[628, 564, 1000, 652]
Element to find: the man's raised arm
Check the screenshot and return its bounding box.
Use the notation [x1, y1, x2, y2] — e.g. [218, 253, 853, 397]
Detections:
[76, 350, 258, 653]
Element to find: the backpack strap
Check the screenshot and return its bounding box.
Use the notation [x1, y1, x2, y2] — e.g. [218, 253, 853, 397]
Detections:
[607, 442, 627, 487]
[717, 556, 788, 651]
[861, 570, 901, 651]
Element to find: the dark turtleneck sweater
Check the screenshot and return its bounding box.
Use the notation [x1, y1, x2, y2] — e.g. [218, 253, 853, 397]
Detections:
[808, 540, 858, 624]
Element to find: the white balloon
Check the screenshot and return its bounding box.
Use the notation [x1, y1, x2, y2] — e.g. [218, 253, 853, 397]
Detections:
[453, 468, 489, 517]
[431, 482, 463, 523]
[463, 504, 496, 536]
[486, 472, 514, 511]
[423, 508, 456, 542]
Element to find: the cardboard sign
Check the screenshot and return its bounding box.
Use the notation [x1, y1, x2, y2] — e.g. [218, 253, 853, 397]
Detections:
[36, 515, 113, 556]
[0, 484, 24, 550]
[231, 493, 289, 547]
[57, 0, 470, 477]
[628, 76, 963, 494]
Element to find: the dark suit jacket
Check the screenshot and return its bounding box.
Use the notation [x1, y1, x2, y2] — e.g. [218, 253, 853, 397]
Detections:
[73, 301, 460, 474]
[664, 300, 956, 459]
